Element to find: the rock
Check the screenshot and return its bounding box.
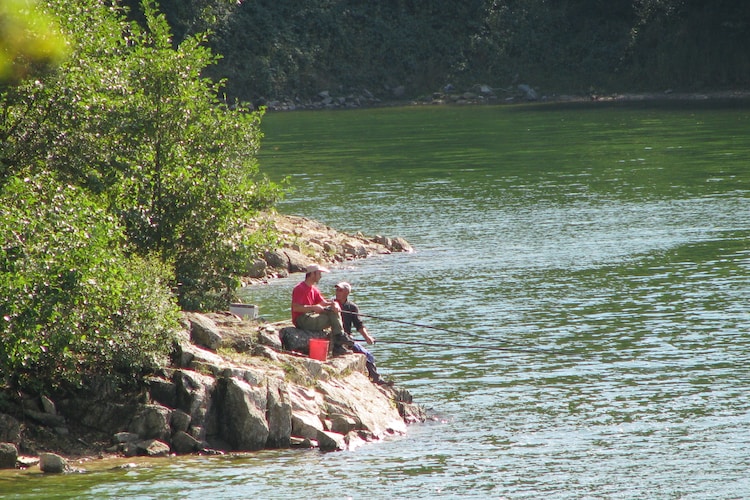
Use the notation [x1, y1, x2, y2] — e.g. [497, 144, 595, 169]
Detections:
[173, 370, 216, 437]
[39, 452, 68, 473]
[185, 312, 223, 351]
[0, 442, 18, 469]
[0, 414, 21, 444]
[280, 327, 328, 354]
[329, 413, 357, 435]
[263, 249, 288, 269]
[128, 404, 172, 441]
[318, 373, 407, 438]
[16, 455, 39, 468]
[40, 395, 56, 415]
[246, 258, 267, 278]
[175, 341, 225, 369]
[244, 213, 413, 283]
[390, 237, 413, 252]
[518, 83, 538, 101]
[317, 430, 347, 452]
[146, 376, 177, 409]
[265, 378, 292, 448]
[257, 326, 282, 350]
[399, 402, 427, 424]
[213, 377, 269, 451]
[171, 431, 202, 454]
[8, 309, 424, 459]
[136, 439, 171, 457]
[282, 248, 309, 273]
[170, 409, 191, 434]
[253, 344, 280, 361]
[290, 436, 315, 448]
[57, 399, 135, 435]
[24, 409, 66, 428]
[113, 432, 139, 444]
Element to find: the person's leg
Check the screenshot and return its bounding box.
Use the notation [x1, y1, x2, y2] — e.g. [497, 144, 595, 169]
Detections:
[351, 343, 375, 364]
[325, 309, 344, 335]
[296, 313, 330, 331]
[296, 310, 344, 333]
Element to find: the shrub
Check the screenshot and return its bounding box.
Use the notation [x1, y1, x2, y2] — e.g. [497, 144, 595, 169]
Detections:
[0, 174, 180, 392]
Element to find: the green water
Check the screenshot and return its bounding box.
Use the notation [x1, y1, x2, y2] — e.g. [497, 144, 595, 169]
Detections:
[3, 101, 750, 498]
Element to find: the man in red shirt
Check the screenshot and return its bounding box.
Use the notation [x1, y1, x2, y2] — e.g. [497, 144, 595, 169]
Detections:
[291, 263, 349, 353]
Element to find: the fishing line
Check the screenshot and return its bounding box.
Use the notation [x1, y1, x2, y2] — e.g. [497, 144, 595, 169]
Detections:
[341, 310, 547, 355]
[352, 338, 542, 355]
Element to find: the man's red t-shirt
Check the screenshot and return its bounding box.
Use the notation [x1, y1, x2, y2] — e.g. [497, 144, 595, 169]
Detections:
[291, 281, 324, 325]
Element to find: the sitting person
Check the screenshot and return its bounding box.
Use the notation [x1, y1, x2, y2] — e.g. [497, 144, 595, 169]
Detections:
[334, 281, 391, 385]
[291, 263, 351, 355]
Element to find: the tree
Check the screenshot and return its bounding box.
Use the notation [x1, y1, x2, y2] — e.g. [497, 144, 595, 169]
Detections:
[0, 0, 284, 392]
[0, 173, 179, 391]
[2, 0, 283, 310]
[0, 0, 68, 83]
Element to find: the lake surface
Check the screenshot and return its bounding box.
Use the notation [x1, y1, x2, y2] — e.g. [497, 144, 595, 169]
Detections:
[3, 101, 750, 498]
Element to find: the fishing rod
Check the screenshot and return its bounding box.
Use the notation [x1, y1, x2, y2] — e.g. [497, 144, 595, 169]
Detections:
[351, 337, 541, 354]
[340, 310, 545, 355]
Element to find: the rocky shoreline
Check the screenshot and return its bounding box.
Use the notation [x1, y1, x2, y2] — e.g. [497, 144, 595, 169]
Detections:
[260, 84, 750, 112]
[241, 212, 412, 285]
[0, 215, 419, 473]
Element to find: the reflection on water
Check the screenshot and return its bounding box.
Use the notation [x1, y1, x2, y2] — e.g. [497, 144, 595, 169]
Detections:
[5, 103, 750, 498]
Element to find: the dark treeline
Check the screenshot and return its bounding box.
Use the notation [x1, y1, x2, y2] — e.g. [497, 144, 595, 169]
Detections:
[127, 0, 750, 103]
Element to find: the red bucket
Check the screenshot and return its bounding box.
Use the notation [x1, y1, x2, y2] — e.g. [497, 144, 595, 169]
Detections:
[309, 338, 329, 361]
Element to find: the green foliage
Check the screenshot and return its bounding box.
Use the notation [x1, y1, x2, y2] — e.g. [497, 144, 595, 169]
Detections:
[22, 0, 282, 309]
[625, 0, 750, 90]
[0, 0, 69, 83]
[157, 0, 750, 101]
[0, 173, 180, 392]
[0, 0, 285, 392]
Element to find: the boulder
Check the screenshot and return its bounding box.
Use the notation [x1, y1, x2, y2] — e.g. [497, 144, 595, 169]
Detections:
[174, 341, 225, 370]
[214, 377, 269, 451]
[146, 376, 177, 409]
[170, 409, 191, 434]
[518, 83, 538, 101]
[246, 258, 267, 278]
[0, 442, 17, 469]
[390, 237, 413, 252]
[266, 378, 292, 448]
[40, 395, 56, 415]
[282, 248, 309, 273]
[263, 249, 288, 269]
[257, 325, 283, 350]
[185, 312, 223, 351]
[329, 413, 357, 435]
[128, 404, 171, 441]
[39, 452, 68, 473]
[113, 432, 139, 444]
[174, 370, 215, 427]
[171, 431, 202, 454]
[23, 409, 65, 428]
[318, 373, 406, 438]
[57, 399, 136, 435]
[136, 439, 170, 457]
[0, 414, 21, 444]
[280, 327, 328, 354]
[317, 430, 347, 452]
[292, 412, 324, 441]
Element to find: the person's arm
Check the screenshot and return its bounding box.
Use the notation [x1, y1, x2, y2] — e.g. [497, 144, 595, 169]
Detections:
[292, 302, 325, 314]
[292, 289, 339, 314]
[358, 325, 375, 344]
